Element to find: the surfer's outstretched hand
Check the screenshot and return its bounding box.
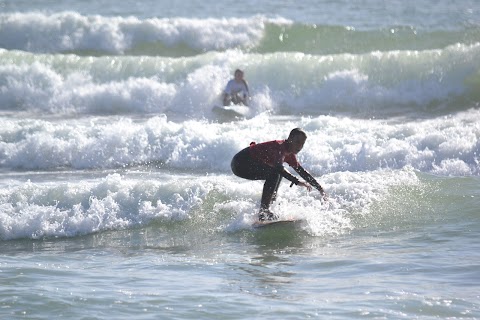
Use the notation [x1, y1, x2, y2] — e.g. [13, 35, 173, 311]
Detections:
[321, 192, 329, 202]
[316, 187, 329, 201]
[298, 181, 312, 191]
[299, 182, 328, 201]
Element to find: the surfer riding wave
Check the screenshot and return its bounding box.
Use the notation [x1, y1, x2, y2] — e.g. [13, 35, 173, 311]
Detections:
[231, 128, 328, 221]
[222, 69, 249, 106]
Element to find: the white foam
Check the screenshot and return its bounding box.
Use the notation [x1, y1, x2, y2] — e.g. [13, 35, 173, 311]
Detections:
[1, 42, 478, 118]
[2, 108, 479, 175]
[0, 164, 420, 240]
[0, 173, 218, 240]
[0, 12, 289, 54]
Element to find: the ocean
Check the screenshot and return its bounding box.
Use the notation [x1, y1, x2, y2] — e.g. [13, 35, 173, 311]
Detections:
[1, 0, 479, 319]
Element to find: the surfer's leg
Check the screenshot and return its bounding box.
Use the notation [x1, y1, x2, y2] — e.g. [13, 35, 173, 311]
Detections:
[261, 173, 278, 210]
[231, 147, 270, 180]
[259, 173, 281, 220]
[270, 175, 282, 203]
[223, 94, 232, 106]
[231, 94, 239, 105]
[231, 147, 254, 178]
[231, 148, 278, 220]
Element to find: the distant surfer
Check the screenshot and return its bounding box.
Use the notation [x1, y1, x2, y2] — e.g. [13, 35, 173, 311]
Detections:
[222, 69, 249, 106]
[231, 128, 328, 221]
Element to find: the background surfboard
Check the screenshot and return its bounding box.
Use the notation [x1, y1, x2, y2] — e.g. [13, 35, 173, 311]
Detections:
[212, 105, 250, 119]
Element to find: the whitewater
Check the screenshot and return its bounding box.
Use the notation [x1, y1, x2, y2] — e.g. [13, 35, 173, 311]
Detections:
[1, 1, 479, 319]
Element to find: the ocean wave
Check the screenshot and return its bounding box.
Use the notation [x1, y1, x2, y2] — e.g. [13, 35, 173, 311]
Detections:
[4, 162, 476, 241]
[0, 12, 284, 55]
[1, 43, 479, 117]
[0, 112, 479, 176]
[0, 166, 419, 240]
[1, 12, 480, 56]
[258, 23, 480, 55]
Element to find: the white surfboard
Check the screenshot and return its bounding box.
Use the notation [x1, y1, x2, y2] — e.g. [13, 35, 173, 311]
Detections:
[212, 105, 249, 118]
[252, 217, 303, 228]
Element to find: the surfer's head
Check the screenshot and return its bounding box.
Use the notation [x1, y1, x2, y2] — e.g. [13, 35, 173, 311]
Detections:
[234, 69, 244, 81]
[287, 128, 307, 154]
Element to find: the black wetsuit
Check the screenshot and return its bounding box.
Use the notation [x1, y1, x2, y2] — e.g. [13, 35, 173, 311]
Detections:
[231, 146, 325, 211]
[231, 147, 298, 210]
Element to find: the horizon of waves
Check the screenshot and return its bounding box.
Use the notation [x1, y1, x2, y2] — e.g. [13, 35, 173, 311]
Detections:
[1, 12, 480, 56]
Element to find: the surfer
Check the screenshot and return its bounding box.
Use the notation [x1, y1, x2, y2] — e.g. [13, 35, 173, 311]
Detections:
[231, 128, 327, 221]
[222, 69, 249, 106]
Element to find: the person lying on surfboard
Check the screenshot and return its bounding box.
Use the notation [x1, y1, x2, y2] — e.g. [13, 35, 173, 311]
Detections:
[222, 69, 249, 106]
[231, 128, 328, 221]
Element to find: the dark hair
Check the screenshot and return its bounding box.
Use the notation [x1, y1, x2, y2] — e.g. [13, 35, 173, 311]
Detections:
[288, 128, 307, 140]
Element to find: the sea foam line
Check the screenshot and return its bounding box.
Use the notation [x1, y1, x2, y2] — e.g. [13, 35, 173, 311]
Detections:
[0, 12, 290, 54]
[0, 112, 479, 175]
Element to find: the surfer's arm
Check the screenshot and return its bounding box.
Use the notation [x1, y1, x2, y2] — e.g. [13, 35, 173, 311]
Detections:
[222, 80, 234, 105]
[270, 166, 312, 193]
[241, 80, 250, 106]
[222, 92, 230, 106]
[294, 165, 327, 198]
[274, 165, 301, 186]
